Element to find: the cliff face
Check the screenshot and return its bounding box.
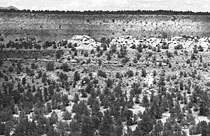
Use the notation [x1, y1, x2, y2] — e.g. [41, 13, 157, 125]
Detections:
[0, 50, 56, 59]
[0, 12, 210, 41]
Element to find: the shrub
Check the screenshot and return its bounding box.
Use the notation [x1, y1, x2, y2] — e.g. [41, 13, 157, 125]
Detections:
[130, 44, 136, 49]
[59, 72, 68, 81]
[63, 111, 72, 120]
[8, 66, 13, 72]
[142, 69, 147, 77]
[116, 72, 121, 79]
[81, 89, 88, 98]
[46, 61, 54, 71]
[56, 50, 63, 60]
[107, 53, 111, 61]
[81, 77, 90, 86]
[162, 42, 169, 49]
[106, 79, 113, 88]
[206, 82, 210, 87]
[137, 45, 143, 52]
[186, 59, 191, 64]
[0, 60, 3, 67]
[73, 93, 79, 103]
[84, 52, 88, 57]
[110, 44, 117, 53]
[0, 37, 4, 41]
[61, 63, 69, 72]
[122, 57, 129, 64]
[22, 77, 26, 85]
[98, 60, 102, 66]
[191, 54, 196, 60]
[74, 71, 80, 82]
[174, 44, 183, 50]
[101, 43, 107, 51]
[127, 70, 134, 77]
[85, 83, 93, 93]
[198, 45, 204, 52]
[101, 37, 111, 45]
[98, 70, 107, 78]
[133, 58, 138, 63]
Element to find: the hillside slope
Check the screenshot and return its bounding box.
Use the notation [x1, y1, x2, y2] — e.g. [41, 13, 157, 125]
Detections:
[0, 12, 210, 41]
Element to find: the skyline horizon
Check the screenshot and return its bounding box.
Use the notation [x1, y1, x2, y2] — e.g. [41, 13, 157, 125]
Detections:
[2, 5, 210, 13]
[0, 0, 209, 12]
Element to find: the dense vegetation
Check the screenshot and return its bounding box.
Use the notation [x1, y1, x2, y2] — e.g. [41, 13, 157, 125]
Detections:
[1, 35, 210, 136]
